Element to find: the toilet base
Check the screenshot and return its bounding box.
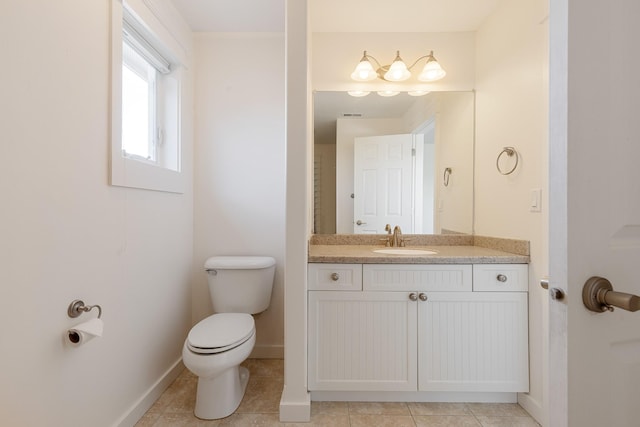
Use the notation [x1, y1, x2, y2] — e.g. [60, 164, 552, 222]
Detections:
[194, 365, 250, 420]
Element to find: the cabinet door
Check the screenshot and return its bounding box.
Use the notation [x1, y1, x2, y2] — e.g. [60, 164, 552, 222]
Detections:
[418, 292, 529, 392]
[308, 291, 417, 391]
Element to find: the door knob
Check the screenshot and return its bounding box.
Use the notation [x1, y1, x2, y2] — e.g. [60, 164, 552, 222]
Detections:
[330, 273, 339, 281]
[418, 292, 428, 301]
[355, 220, 367, 226]
[409, 292, 418, 301]
[583, 276, 640, 313]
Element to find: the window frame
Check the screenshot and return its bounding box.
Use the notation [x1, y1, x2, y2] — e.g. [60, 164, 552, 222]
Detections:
[110, 0, 185, 193]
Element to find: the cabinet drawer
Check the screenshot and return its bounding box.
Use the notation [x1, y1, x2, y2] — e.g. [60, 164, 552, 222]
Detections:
[308, 263, 362, 291]
[363, 264, 472, 291]
[473, 264, 528, 292]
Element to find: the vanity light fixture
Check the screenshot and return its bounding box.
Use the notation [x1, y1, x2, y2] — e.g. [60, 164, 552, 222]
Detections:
[350, 50, 447, 83]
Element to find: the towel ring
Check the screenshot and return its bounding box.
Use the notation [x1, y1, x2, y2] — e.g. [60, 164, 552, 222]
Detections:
[496, 147, 519, 175]
[443, 167, 452, 187]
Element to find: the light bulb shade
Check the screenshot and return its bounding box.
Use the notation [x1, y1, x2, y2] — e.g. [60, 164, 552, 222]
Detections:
[418, 58, 446, 82]
[377, 90, 400, 97]
[408, 90, 430, 97]
[351, 58, 377, 82]
[347, 90, 371, 97]
[383, 52, 411, 82]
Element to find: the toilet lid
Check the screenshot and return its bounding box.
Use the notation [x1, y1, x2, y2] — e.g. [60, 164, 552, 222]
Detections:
[187, 313, 254, 354]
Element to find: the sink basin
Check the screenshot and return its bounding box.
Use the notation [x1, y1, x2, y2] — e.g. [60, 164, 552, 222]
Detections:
[373, 248, 438, 255]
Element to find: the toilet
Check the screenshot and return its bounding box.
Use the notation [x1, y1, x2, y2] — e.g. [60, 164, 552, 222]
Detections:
[182, 256, 276, 420]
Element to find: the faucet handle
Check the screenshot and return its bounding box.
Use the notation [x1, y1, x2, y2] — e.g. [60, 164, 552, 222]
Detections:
[385, 224, 392, 234]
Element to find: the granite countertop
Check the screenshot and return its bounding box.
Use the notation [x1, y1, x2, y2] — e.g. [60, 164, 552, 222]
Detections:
[308, 244, 529, 264]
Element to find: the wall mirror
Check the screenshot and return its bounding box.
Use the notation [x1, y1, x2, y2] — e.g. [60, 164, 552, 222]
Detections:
[313, 91, 474, 235]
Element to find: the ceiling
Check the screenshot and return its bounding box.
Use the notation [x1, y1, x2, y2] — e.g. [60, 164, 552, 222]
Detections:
[170, 0, 499, 33]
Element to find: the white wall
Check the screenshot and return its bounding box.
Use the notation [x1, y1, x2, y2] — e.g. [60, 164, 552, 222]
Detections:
[0, 1, 194, 426]
[474, 0, 549, 424]
[193, 33, 286, 357]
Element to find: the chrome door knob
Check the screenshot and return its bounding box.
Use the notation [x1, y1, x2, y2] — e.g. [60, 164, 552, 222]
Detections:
[409, 292, 418, 301]
[418, 293, 428, 301]
[497, 274, 508, 282]
[330, 272, 340, 281]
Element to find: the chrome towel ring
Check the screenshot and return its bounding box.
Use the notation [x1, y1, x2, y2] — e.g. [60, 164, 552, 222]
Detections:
[496, 147, 519, 175]
[443, 167, 452, 187]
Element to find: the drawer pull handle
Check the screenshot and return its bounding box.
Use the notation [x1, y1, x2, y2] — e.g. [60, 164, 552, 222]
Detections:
[409, 292, 418, 301]
[330, 273, 340, 281]
[497, 274, 508, 282]
[418, 292, 428, 301]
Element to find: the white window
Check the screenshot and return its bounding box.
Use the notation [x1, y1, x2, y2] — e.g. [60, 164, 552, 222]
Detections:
[110, 0, 185, 193]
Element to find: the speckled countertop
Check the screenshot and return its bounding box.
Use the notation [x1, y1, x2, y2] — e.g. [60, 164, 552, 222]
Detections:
[308, 235, 530, 264]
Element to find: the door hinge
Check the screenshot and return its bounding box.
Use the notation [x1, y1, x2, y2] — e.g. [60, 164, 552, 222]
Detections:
[411, 148, 416, 156]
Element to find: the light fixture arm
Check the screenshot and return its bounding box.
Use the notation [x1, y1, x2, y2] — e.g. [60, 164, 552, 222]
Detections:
[360, 51, 383, 69]
[406, 51, 437, 71]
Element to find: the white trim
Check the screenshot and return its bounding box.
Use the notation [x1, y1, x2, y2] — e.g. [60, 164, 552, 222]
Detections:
[114, 358, 183, 427]
[518, 392, 544, 425]
[311, 391, 518, 403]
[279, 386, 311, 422]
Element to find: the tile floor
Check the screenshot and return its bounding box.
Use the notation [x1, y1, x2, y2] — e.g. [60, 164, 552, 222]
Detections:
[136, 359, 540, 426]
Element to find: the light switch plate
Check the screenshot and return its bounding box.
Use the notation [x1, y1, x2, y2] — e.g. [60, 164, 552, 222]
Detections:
[530, 188, 542, 212]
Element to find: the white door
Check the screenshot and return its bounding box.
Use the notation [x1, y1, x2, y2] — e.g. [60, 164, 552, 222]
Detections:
[353, 134, 413, 234]
[549, 0, 640, 425]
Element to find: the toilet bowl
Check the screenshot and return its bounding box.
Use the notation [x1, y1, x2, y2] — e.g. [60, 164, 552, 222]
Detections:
[181, 256, 276, 420]
[182, 313, 256, 419]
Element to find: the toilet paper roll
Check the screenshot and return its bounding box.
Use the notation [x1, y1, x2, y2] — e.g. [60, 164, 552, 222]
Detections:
[67, 318, 103, 347]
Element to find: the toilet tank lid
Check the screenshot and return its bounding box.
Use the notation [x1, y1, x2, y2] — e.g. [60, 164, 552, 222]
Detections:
[205, 256, 276, 270]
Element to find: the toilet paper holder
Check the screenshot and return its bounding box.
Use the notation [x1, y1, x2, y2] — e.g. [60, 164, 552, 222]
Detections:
[68, 299, 102, 319]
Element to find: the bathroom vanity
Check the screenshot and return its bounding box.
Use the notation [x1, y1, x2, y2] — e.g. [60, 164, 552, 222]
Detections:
[307, 236, 530, 402]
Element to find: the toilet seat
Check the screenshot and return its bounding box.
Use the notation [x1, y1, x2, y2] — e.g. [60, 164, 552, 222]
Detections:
[187, 313, 255, 355]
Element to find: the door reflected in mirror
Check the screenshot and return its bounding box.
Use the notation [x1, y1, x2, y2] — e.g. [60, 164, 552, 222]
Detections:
[313, 91, 474, 235]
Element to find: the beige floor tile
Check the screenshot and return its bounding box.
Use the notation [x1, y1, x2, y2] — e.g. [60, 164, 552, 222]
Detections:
[242, 358, 285, 377]
[311, 401, 349, 416]
[287, 414, 351, 426]
[408, 402, 472, 416]
[476, 416, 541, 427]
[350, 414, 416, 427]
[164, 380, 198, 413]
[349, 401, 411, 415]
[152, 411, 220, 427]
[466, 403, 529, 417]
[414, 415, 481, 426]
[237, 394, 281, 414]
[134, 411, 161, 427]
[217, 412, 283, 426]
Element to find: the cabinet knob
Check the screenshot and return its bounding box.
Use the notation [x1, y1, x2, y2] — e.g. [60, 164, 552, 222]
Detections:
[409, 292, 418, 301]
[418, 292, 428, 301]
[497, 274, 508, 282]
[330, 272, 340, 281]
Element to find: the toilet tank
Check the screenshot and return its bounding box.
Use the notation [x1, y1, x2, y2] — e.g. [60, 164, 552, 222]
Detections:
[204, 256, 276, 314]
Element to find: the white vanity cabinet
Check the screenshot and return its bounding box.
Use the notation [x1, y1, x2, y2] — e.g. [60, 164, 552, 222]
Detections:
[307, 263, 529, 395]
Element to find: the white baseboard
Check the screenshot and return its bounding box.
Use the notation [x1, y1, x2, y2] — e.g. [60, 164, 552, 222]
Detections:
[114, 358, 184, 427]
[311, 391, 518, 403]
[279, 390, 311, 422]
[250, 344, 284, 359]
[518, 392, 545, 426]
